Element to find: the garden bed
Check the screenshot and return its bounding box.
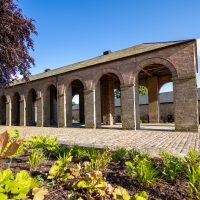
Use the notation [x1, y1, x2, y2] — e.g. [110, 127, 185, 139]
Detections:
[0, 149, 193, 200]
[1, 130, 199, 200]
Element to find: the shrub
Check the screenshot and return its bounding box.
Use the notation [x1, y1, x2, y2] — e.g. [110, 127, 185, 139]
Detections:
[26, 136, 59, 157]
[28, 150, 46, 171]
[160, 152, 185, 181]
[0, 169, 40, 200]
[112, 148, 128, 163]
[125, 159, 158, 187]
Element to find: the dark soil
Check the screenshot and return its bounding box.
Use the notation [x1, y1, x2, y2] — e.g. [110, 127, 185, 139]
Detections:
[0, 153, 193, 200]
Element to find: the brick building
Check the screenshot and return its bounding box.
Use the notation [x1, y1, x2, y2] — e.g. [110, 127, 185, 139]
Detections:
[0, 40, 198, 131]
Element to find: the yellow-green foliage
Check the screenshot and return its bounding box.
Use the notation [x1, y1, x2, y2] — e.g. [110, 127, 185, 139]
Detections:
[48, 152, 74, 182]
[0, 169, 39, 200]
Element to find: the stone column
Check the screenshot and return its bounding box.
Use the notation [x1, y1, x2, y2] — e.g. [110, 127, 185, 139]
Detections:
[79, 89, 85, 124]
[121, 82, 139, 130]
[66, 85, 72, 127]
[101, 76, 115, 125]
[174, 77, 199, 132]
[36, 91, 43, 127]
[6, 96, 11, 126]
[57, 86, 66, 127]
[84, 89, 98, 128]
[19, 95, 26, 126]
[148, 76, 160, 123]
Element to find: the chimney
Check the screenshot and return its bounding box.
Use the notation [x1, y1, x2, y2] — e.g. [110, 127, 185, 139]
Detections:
[103, 50, 111, 55]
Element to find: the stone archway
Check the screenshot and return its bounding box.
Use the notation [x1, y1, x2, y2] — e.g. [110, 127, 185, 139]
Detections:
[138, 62, 173, 125]
[44, 85, 57, 127]
[95, 73, 121, 127]
[0, 95, 6, 125]
[66, 79, 85, 127]
[26, 88, 37, 126]
[12, 92, 20, 126]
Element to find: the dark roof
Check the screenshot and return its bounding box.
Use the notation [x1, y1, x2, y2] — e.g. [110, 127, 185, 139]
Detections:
[13, 39, 194, 85]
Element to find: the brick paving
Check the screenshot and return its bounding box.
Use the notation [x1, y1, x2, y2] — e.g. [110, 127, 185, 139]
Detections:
[0, 124, 199, 157]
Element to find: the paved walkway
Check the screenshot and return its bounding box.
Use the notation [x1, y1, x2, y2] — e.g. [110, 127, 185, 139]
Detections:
[0, 124, 199, 157]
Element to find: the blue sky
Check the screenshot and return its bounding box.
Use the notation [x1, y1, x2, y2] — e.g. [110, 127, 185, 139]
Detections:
[18, 0, 200, 97]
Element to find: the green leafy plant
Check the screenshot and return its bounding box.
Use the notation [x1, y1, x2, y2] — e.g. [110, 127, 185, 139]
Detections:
[28, 150, 46, 171]
[48, 151, 74, 182]
[128, 149, 148, 162]
[71, 145, 87, 161]
[72, 171, 108, 199]
[112, 186, 131, 200]
[26, 135, 59, 157]
[112, 148, 128, 163]
[186, 162, 200, 199]
[125, 159, 158, 187]
[134, 191, 148, 200]
[85, 149, 111, 171]
[185, 149, 200, 166]
[160, 152, 185, 181]
[0, 169, 39, 200]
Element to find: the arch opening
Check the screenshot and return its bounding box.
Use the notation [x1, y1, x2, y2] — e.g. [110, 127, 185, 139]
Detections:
[71, 80, 85, 126]
[137, 64, 174, 130]
[97, 73, 121, 127]
[44, 85, 58, 127]
[159, 82, 174, 123]
[12, 92, 20, 126]
[0, 95, 6, 125]
[26, 89, 37, 126]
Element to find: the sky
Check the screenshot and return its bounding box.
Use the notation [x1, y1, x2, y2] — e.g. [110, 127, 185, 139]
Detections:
[17, 0, 200, 103]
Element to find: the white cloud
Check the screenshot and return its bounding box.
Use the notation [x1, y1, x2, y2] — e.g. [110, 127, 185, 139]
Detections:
[197, 39, 200, 57]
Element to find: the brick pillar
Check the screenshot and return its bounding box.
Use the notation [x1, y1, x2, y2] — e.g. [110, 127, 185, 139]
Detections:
[57, 87, 66, 127]
[36, 91, 43, 127]
[79, 89, 85, 123]
[174, 77, 198, 132]
[6, 97, 11, 126]
[121, 82, 139, 130]
[19, 95, 26, 126]
[148, 76, 159, 123]
[84, 89, 98, 128]
[101, 76, 115, 125]
[95, 81, 101, 127]
[66, 85, 72, 127]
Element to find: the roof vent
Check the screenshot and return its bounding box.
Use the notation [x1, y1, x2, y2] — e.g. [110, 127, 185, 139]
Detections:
[44, 68, 51, 72]
[103, 50, 111, 55]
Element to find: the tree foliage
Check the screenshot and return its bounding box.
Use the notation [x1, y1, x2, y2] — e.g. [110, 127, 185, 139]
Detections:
[0, 0, 37, 87]
[114, 86, 148, 99]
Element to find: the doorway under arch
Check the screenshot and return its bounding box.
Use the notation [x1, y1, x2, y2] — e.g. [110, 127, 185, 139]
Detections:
[26, 89, 37, 126]
[138, 63, 173, 129]
[71, 80, 85, 126]
[44, 85, 57, 127]
[97, 73, 121, 127]
[12, 92, 20, 126]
